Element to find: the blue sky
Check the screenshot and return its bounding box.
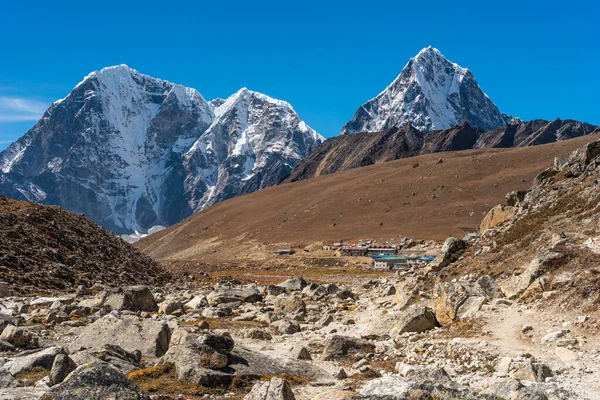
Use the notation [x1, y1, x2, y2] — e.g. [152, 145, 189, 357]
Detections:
[1, 0, 598, 149]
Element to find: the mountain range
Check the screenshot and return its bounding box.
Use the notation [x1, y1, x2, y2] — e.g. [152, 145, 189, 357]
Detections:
[1, 47, 597, 235]
[284, 119, 599, 182]
[0, 65, 323, 234]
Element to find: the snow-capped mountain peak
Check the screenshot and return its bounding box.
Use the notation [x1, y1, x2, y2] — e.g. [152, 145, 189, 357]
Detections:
[341, 47, 508, 134]
[0, 67, 322, 234]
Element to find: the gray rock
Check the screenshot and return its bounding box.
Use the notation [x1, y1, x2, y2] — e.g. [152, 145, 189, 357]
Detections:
[48, 362, 149, 400]
[433, 277, 503, 326]
[0, 325, 39, 349]
[163, 342, 326, 387]
[402, 365, 450, 383]
[242, 329, 273, 341]
[0, 341, 15, 353]
[391, 305, 438, 335]
[488, 378, 523, 399]
[243, 377, 295, 400]
[427, 237, 466, 271]
[517, 252, 564, 296]
[0, 284, 9, 298]
[69, 344, 143, 374]
[2, 346, 65, 375]
[0, 368, 18, 388]
[322, 335, 375, 360]
[274, 295, 306, 315]
[476, 275, 504, 299]
[69, 314, 170, 357]
[50, 354, 77, 386]
[271, 319, 301, 335]
[277, 276, 308, 292]
[184, 294, 208, 310]
[266, 285, 287, 296]
[363, 306, 438, 338]
[207, 286, 262, 305]
[0, 388, 47, 400]
[317, 314, 334, 328]
[292, 346, 311, 360]
[355, 375, 500, 399]
[197, 333, 235, 355]
[102, 285, 157, 312]
[158, 299, 184, 315]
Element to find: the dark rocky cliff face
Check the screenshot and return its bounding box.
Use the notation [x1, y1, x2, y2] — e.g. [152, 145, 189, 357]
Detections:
[284, 119, 599, 183]
[0, 66, 322, 234]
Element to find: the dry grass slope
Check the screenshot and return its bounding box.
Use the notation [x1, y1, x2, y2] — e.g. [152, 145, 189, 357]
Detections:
[137, 133, 600, 263]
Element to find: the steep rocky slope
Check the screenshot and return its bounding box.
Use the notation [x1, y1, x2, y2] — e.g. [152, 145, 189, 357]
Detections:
[0, 196, 169, 295]
[341, 46, 510, 134]
[285, 119, 598, 182]
[0, 65, 322, 235]
[449, 137, 600, 312]
[136, 133, 600, 262]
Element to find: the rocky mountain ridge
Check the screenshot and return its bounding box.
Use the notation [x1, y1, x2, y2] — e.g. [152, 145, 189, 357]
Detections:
[285, 119, 599, 182]
[0, 65, 323, 234]
[0, 195, 169, 295]
[341, 46, 511, 134]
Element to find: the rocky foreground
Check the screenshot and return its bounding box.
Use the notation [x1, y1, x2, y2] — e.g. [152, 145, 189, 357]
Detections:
[0, 264, 597, 400]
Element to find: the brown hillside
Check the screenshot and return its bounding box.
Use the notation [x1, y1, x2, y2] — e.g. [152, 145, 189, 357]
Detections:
[137, 133, 600, 262]
[0, 196, 170, 295]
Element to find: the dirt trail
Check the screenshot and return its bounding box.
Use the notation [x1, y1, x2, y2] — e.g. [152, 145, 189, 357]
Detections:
[482, 303, 600, 399]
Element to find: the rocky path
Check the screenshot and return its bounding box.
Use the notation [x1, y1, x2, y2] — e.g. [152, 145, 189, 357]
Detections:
[481, 302, 600, 399]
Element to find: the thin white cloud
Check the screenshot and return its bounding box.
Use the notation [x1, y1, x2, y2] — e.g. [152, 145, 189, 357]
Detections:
[0, 96, 49, 122]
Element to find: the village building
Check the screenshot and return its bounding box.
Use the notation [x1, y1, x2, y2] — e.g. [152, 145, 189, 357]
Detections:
[370, 255, 434, 270]
[274, 249, 295, 255]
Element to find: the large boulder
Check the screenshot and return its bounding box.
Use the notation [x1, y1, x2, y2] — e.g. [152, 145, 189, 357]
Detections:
[160, 332, 235, 385]
[322, 335, 375, 360]
[2, 346, 65, 375]
[198, 333, 234, 354]
[270, 319, 301, 335]
[162, 342, 325, 387]
[207, 285, 262, 305]
[355, 375, 500, 399]
[69, 344, 143, 374]
[102, 285, 157, 312]
[433, 276, 503, 326]
[516, 252, 564, 296]
[0, 388, 47, 399]
[363, 306, 438, 339]
[427, 237, 466, 272]
[158, 299, 184, 315]
[0, 325, 39, 349]
[274, 295, 306, 316]
[48, 363, 150, 400]
[388, 306, 438, 335]
[0, 368, 18, 389]
[480, 204, 517, 232]
[244, 377, 295, 400]
[50, 354, 77, 386]
[161, 342, 230, 386]
[184, 294, 208, 310]
[277, 277, 308, 292]
[0, 284, 10, 298]
[69, 314, 170, 357]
